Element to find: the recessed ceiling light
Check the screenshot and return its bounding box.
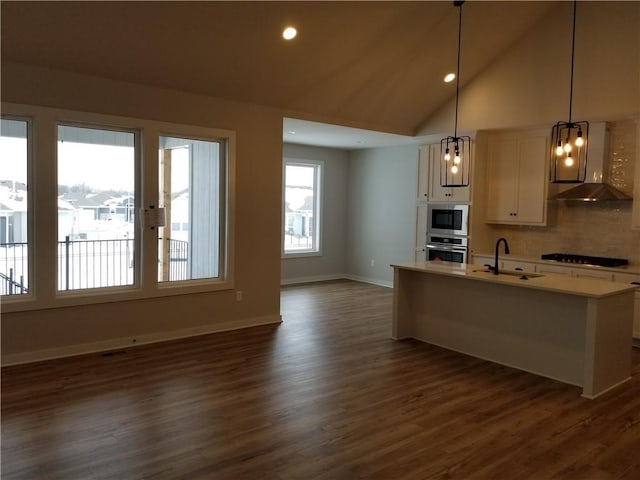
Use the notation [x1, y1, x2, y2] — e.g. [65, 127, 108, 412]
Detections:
[282, 26, 297, 40]
[444, 73, 456, 83]
[287, 130, 296, 135]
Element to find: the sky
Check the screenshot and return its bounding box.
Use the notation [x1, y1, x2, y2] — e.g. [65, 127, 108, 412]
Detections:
[1, 136, 189, 193]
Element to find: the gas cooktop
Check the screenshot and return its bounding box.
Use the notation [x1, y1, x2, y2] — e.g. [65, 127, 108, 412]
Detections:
[541, 253, 629, 268]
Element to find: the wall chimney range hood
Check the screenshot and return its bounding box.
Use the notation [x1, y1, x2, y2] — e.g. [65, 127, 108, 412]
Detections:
[552, 122, 632, 202]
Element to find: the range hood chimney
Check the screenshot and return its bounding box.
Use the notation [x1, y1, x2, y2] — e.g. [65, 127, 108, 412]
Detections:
[552, 122, 632, 201]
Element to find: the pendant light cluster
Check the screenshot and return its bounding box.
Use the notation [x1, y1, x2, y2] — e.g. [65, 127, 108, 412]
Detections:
[551, 0, 589, 183]
[440, 1, 470, 188]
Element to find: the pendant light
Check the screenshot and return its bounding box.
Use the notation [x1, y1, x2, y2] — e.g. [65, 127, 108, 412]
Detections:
[551, 0, 589, 183]
[440, 0, 470, 188]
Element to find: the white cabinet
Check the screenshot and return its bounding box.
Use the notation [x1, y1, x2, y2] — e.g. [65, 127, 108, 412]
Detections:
[632, 119, 640, 229]
[486, 131, 549, 225]
[535, 264, 572, 276]
[572, 269, 613, 281]
[613, 272, 640, 342]
[415, 205, 428, 248]
[427, 144, 470, 202]
[472, 254, 493, 268]
[417, 146, 429, 201]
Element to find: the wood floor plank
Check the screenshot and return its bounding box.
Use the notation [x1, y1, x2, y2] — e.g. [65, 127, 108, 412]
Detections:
[2, 279, 639, 479]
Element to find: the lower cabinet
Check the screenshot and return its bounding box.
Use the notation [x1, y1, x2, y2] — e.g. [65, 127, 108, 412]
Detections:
[534, 264, 572, 276]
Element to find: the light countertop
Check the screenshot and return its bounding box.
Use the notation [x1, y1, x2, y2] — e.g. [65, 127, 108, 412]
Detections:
[471, 253, 640, 276]
[392, 261, 638, 299]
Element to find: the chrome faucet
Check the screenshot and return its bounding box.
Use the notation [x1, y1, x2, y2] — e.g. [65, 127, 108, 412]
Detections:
[493, 237, 510, 275]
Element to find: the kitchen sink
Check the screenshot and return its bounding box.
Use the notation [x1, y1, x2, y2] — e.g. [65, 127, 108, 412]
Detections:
[472, 269, 544, 279]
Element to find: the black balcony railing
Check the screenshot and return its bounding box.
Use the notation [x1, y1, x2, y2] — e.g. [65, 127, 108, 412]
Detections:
[1, 237, 190, 296]
[0, 242, 28, 295]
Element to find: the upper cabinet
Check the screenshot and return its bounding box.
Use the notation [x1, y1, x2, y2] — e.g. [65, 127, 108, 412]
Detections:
[486, 130, 549, 225]
[632, 118, 640, 229]
[417, 145, 430, 202]
[427, 143, 470, 203]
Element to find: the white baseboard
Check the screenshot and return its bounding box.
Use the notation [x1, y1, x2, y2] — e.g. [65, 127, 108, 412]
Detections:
[281, 273, 393, 289]
[343, 274, 393, 289]
[280, 273, 347, 286]
[1, 315, 282, 366]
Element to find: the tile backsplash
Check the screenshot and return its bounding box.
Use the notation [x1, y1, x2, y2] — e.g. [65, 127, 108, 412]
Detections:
[484, 119, 640, 266]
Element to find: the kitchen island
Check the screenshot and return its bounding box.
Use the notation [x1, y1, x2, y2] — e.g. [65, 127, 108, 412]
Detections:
[392, 261, 637, 398]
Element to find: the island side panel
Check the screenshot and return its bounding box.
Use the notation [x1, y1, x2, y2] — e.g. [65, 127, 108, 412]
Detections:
[582, 292, 635, 398]
[392, 267, 417, 339]
[405, 271, 587, 387]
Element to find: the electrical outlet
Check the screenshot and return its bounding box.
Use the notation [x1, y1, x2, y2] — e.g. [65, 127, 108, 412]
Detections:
[370, 259, 375, 267]
[236, 290, 243, 301]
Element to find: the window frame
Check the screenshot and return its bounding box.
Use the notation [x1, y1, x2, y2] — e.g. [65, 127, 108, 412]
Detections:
[156, 132, 230, 288]
[0, 115, 34, 301]
[55, 121, 141, 295]
[1, 102, 236, 313]
[282, 158, 323, 258]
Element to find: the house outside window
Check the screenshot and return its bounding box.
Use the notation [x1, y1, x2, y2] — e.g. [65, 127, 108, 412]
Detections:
[283, 159, 322, 256]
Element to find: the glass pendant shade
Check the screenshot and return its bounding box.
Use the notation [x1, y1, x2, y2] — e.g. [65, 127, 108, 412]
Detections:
[440, 135, 470, 187]
[551, 120, 588, 183]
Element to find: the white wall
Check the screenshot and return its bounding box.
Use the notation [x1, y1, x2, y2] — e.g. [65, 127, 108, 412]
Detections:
[281, 143, 349, 284]
[1, 63, 284, 364]
[346, 145, 418, 286]
[419, 1, 640, 135]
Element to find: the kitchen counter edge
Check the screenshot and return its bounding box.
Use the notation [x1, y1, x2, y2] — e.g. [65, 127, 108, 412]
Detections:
[391, 261, 638, 299]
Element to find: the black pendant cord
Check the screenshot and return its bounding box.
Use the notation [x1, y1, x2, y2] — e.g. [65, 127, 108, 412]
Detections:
[568, 0, 577, 124]
[453, 2, 463, 139]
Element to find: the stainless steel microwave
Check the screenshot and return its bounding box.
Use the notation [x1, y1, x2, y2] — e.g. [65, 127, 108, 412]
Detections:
[427, 204, 469, 237]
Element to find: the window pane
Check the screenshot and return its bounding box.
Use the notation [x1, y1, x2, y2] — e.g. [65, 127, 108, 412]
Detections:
[158, 136, 224, 283]
[0, 118, 29, 295]
[284, 162, 319, 253]
[57, 125, 136, 291]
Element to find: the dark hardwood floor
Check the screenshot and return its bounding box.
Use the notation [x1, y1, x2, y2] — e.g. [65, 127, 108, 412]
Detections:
[2, 280, 639, 479]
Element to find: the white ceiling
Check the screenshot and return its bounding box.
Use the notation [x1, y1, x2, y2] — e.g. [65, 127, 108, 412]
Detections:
[1, 1, 559, 138]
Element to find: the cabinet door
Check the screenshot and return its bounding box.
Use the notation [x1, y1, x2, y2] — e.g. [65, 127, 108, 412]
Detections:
[634, 292, 640, 340]
[486, 133, 548, 225]
[486, 138, 518, 222]
[572, 269, 613, 281]
[471, 255, 493, 267]
[415, 205, 428, 248]
[428, 144, 470, 202]
[536, 264, 572, 275]
[417, 146, 429, 201]
[514, 135, 548, 224]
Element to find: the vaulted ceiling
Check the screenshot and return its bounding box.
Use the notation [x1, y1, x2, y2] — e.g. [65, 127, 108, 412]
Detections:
[1, 1, 558, 136]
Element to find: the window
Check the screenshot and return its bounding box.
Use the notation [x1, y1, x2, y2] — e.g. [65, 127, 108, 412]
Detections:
[0, 118, 29, 295]
[56, 125, 137, 291]
[2, 103, 235, 311]
[283, 160, 321, 255]
[158, 135, 227, 283]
